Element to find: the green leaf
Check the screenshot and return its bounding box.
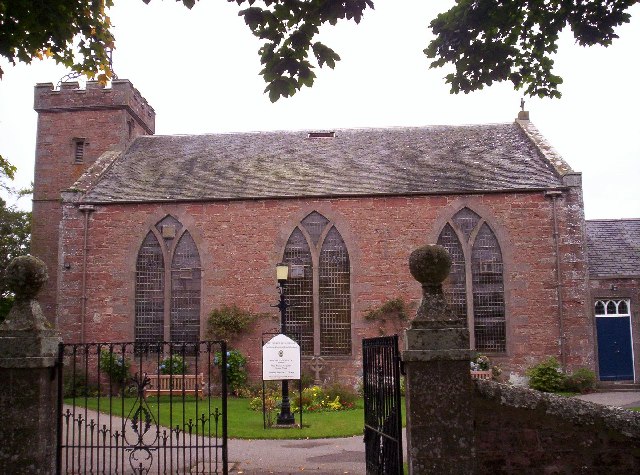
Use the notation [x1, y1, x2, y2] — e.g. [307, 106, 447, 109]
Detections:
[0, 156, 16, 181]
[425, 0, 636, 98]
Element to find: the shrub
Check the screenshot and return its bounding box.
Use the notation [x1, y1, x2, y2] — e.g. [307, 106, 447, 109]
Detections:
[159, 355, 187, 375]
[214, 349, 248, 395]
[63, 369, 99, 398]
[292, 384, 356, 412]
[564, 368, 597, 393]
[99, 349, 131, 383]
[234, 383, 260, 399]
[300, 372, 315, 389]
[324, 383, 358, 408]
[364, 298, 410, 321]
[526, 357, 566, 392]
[236, 381, 279, 399]
[294, 385, 325, 412]
[207, 305, 258, 341]
[248, 394, 280, 427]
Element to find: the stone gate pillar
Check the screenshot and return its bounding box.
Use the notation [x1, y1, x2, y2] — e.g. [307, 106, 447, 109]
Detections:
[403, 245, 474, 474]
[0, 256, 60, 474]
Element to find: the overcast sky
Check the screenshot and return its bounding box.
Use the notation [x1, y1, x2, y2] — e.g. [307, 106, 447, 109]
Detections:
[1, 1, 638, 219]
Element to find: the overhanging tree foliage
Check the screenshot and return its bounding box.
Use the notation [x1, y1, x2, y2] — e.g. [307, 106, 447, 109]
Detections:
[425, 0, 638, 98]
[0, 0, 636, 101]
[219, 0, 374, 102]
[0, 197, 31, 322]
[0, 0, 115, 82]
[0, 156, 16, 190]
[0, 157, 31, 322]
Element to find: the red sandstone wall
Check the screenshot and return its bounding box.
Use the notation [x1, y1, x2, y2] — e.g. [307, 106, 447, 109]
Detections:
[555, 177, 594, 373]
[32, 81, 155, 322]
[57, 189, 593, 384]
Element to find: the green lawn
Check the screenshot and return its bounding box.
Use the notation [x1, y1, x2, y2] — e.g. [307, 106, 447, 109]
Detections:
[69, 396, 406, 439]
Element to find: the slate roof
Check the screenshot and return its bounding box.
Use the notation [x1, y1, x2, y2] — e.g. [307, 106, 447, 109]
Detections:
[586, 220, 640, 277]
[81, 123, 567, 203]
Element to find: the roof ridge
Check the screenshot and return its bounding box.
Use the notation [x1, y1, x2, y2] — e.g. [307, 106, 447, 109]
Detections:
[587, 218, 640, 222]
[132, 123, 516, 139]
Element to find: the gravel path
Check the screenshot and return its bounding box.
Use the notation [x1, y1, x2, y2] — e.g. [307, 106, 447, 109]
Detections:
[228, 435, 367, 474]
[574, 390, 640, 408]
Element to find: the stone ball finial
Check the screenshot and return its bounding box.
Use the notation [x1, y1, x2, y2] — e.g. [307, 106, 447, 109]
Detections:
[409, 245, 451, 285]
[5, 255, 48, 300]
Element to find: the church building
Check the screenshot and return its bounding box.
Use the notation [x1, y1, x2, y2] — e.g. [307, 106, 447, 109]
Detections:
[31, 79, 625, 385]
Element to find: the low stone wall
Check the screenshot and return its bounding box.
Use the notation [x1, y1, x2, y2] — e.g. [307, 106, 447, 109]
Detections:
[474, 380, 640, 474]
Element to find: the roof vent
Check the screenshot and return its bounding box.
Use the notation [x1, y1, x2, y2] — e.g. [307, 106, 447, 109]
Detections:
[307, 131, 335, 139]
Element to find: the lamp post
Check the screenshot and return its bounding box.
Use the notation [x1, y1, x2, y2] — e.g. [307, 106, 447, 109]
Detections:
[275, 263, 296, 425]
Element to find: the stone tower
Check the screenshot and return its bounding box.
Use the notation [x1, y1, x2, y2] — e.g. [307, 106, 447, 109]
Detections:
[31, 79, 155, 322]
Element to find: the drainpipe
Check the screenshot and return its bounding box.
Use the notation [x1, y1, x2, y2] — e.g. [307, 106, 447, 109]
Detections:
[79, 204, 95, 344]
[545, 190, 566, 371]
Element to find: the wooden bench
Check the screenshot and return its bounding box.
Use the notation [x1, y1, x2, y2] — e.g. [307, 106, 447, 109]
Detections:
[144, 373, 205, 399]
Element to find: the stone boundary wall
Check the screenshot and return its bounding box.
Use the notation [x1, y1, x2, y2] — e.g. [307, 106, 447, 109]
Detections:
[474, 380, 640, 474]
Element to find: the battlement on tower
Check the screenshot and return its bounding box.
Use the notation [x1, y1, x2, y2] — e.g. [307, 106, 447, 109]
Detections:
[34, 79, 155, 134]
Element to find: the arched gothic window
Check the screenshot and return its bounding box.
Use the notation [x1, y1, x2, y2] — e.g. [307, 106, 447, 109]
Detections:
[437, 208, 506, 353]
[282, 211, 351, 357]
[135, 232, 164, 344]
[135, 216, 201, 345]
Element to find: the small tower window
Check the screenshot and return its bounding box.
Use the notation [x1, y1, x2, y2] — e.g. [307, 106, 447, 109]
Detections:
[73, 139, 86, 163]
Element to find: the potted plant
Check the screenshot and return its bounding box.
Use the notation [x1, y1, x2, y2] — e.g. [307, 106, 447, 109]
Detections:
[470, 354, 492, 380]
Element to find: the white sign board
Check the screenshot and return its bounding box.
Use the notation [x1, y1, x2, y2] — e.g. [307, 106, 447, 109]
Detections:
[262, 334, 301, 381]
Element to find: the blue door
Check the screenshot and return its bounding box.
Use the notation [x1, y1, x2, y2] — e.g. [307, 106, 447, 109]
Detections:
[596, 316, 634, 381]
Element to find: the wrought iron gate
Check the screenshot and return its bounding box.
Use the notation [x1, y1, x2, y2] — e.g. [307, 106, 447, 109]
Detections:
[363, 335, 404, 475]
[56, 341, 228, 474]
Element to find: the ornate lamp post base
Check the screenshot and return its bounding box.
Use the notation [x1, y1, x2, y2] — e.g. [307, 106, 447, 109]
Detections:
[276, 398, 296, 425]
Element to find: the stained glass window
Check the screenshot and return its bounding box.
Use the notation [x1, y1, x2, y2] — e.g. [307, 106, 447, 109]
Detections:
[135, 216, 201, 344]
[283, 228, 314, 355]
[471, 224, 505, 352]
[171, 232, 201, 343]
[135, 232, 164, 345]
[437, 223, 467, 321]
[437, 208, 506, 353]
[301, 211, 330, 247]
[319, 227, 351, 356]
[283, 213, 351, 356]
[452, 208, 480, 242]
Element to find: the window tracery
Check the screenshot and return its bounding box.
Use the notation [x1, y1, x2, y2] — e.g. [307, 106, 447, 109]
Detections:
[595, 299, 630, 316]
